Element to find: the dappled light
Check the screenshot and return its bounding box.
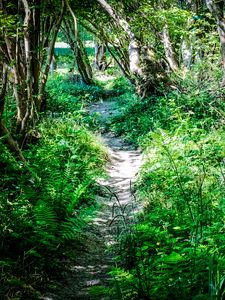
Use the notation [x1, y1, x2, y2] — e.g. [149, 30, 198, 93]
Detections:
[1, 0, 225, 299]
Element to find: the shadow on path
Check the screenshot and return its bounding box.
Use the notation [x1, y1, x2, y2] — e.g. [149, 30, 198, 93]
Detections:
[42, 99, 142, 300]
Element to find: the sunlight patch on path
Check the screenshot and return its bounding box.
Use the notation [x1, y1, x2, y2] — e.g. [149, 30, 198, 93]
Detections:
[63, 100, 143, 299]
[43, 99, 142, 300]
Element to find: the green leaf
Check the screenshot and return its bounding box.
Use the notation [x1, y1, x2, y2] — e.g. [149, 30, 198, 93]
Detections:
[162, 252, 183, 264]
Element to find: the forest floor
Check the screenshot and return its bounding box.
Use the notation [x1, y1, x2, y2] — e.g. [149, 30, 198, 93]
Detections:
[42, 97, 142, 299]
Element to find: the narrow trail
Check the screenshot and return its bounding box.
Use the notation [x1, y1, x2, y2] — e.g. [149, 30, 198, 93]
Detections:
[43, 99, 142, 300]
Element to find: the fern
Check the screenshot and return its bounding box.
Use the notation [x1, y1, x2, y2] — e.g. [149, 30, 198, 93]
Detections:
[66, 182, 90, 215]
[59, 217, 85, 240]
[34, 200, 58, 232]
[0, 74, 107, 298]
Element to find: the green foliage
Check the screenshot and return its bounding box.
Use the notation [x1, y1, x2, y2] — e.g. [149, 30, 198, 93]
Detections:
[113, 129, 225, 299]
[46, 74, 124, 111]
[112, 63, 225, 146]
[47, 74, 106, 108]
[0, 74, 107, 298]
[1, 0, 224, 298]
[100, 76, 133, 95]
[110, 65, 225, 299]
[88, 285, 110, 299]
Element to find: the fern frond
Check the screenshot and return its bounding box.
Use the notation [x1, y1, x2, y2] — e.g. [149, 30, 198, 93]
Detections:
[59, 217, 85, 241]
[34, 200, 58, 232]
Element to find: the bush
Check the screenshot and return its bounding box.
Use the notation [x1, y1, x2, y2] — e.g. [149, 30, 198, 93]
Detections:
[111, 73, 225, 146]
[0, 74, 107, 298]
[46, 74, 110, 111]
[110, 67, 225, 299]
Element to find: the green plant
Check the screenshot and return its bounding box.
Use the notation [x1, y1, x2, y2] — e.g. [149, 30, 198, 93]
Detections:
[109, 66, 225, 299]
[0, 72, 108, 298]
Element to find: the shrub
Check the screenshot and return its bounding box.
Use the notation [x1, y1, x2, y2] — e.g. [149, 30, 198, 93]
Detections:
[110, 67, 225, 299]
[0, 74, 107, 298]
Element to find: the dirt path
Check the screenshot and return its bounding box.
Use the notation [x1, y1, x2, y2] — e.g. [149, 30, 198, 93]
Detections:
[42, 99, 142, 300]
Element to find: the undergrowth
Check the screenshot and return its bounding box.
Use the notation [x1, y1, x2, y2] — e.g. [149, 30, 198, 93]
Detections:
[111, 65, 225, 147]
[109, 64, 225, 299]
[2, 65, 225, 299]
[0, 75, 107, 298]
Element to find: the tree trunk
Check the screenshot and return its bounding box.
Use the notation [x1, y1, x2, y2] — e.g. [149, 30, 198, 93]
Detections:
[77, 37, 93, 84]
[21, 0, 35, 135]
[206, 0, 225, 84]
[181, 39, 193, 70]
[66, 0, 93, 84]
[50, 55, 57, 75]
[63, 16, 93, 85]
[0, 0, 65, 146]
[0, 63, 7, 116]
[3, 0, 40, 142]
[106, 43, 132, 81]
[96, 0, 160, 78]
[0, 121, 26, 162]
[96, 0, 168, 96]
[38, 0, 65, 108]
[94, 43, 108, 71]
[128, 39, 143, 76]
[0, 63, 25, 162]
[80, 18, 133, 81]
[96, 0, 148, 77]
[162, 24, 179, 72]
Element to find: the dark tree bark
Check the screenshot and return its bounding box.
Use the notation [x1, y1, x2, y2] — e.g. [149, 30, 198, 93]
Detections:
[63, 1, 93, 85]
[38, 0, 65, 108]
[63, 18, 93, 85]
[0, 63, 25, 162]
[94, 43, 108, 71]
[77, 38, 93, 83]
[0, 0, 65, 145]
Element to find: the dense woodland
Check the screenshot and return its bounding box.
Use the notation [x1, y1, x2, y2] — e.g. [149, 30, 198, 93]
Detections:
[1, 0, 225, 299]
